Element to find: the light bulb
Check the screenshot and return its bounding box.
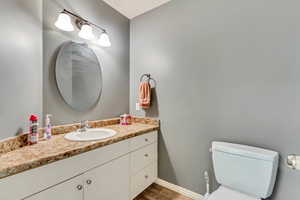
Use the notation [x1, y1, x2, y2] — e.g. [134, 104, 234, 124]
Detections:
[98, 32, 111, 47]
[55, 13, 74, 32]
[78, 24, 95, 40]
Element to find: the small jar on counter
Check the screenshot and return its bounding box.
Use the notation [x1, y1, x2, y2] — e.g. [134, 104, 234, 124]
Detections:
[120, 114, 132, 125]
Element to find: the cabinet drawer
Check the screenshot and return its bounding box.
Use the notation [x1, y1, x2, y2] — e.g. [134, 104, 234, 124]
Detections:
[131, 142, 157, 175]
[130, 131, 157, 151]
[131, 162, 157, 199]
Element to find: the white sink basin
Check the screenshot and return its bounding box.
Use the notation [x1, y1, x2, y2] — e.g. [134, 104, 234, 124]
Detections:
[64, 128, 117, 142]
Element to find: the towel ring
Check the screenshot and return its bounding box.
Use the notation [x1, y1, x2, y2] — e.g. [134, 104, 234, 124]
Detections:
[140, 73, 156, 88]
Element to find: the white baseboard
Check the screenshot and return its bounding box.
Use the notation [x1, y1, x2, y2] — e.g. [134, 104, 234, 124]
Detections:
[155, 178, 204, 200]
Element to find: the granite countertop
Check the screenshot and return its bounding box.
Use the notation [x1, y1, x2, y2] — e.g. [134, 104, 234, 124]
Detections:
[0, 117, 159, 179]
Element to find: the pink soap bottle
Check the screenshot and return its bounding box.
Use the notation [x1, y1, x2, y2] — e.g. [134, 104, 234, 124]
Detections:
[44, 114, 52, 140]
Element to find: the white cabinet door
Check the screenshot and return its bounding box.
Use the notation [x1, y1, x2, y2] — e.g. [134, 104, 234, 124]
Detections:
[25, 176, 83, 200]
[84, 154, 130, 200]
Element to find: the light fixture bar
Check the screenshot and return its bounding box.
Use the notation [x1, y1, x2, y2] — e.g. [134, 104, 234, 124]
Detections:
[62, 9, 107, 33]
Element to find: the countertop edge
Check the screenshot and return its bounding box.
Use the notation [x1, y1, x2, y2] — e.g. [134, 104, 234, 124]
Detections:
[0, 126, 158, 179]
[0, 117, 159, 179]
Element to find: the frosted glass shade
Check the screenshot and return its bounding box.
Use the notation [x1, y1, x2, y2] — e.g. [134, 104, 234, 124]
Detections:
[78, 25, 95, 40]
[98, 32, 111, 47]
[55, 13, 74, 32]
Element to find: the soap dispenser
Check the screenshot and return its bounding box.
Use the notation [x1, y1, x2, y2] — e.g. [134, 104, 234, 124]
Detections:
[44, 114, 52, 139]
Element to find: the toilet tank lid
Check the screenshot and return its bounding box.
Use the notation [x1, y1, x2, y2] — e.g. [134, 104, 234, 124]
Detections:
[212, 142, 279, 162]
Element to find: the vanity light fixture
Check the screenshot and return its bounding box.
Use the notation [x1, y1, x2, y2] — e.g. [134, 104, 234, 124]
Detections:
[55, 13, 74, 31]
[78, 24, 95, 40]
[98, 31, 111, 47]
[55, 9, 111, 46]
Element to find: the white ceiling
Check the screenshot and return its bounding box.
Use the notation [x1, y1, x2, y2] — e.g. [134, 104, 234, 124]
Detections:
[103, 0, 172, 19]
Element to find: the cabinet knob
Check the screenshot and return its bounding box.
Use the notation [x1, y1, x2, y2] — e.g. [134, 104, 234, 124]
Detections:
[86, 179, 92, 185]
[144, 154, 149, 157]
[77, 185, 83, 190]
[145, 175, 148, 179]
[145, 138, 149, 142]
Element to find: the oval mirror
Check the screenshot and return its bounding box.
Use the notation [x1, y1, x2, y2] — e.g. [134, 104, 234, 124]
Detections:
[55, 41, 102, 111]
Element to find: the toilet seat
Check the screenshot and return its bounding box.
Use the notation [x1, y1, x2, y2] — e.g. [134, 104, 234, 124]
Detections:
[207, 186, 260, 200]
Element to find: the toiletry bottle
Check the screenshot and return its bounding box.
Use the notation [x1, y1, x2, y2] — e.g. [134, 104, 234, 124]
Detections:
[44, 114, 52, 140]
[28, 115, 39, 145]
[120, 114, 132, 125]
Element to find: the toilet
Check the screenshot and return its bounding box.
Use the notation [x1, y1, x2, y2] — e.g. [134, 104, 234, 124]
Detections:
[208, 142, 279, 200]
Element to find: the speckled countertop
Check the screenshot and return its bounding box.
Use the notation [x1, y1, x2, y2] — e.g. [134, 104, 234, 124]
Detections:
[0, 117, 159, 179]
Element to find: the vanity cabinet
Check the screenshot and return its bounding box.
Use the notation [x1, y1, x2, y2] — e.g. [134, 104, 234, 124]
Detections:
[26, 176, 83, 200]
[84, 154, 130, 200]
[129, 130, 158, 199]
[130, 142, 158, 199]
[0, 131, 157, 200]
[27, 154, 130, 200]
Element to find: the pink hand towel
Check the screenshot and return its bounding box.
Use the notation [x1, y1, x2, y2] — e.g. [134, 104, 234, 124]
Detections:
[139, 82, 151, 109]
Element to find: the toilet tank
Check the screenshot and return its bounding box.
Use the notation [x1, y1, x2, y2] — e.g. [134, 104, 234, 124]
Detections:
[212, 142, 279, 199]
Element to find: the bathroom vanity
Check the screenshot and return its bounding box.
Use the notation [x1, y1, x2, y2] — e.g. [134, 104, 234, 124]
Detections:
[0, 118, 159, 200]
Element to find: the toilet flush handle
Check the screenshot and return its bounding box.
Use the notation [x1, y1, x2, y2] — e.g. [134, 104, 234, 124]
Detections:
[287, 154, 299, 170]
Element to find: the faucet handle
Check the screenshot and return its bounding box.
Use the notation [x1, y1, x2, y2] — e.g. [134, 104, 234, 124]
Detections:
[84, 120, 90, 129]
[75, 120, 91, 132]
[79, 120, 85, 127]
[77, 120, 89, 132]
[79, 120, 90, 128]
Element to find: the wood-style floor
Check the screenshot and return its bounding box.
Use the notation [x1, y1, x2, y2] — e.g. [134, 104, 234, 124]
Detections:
[134, 183, 193, 200]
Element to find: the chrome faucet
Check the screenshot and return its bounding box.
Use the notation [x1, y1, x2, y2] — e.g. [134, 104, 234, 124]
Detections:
[78, 120, 90, 132]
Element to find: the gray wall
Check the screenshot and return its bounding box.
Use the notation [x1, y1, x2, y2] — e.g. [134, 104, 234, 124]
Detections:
[0, 0, 43, 140]
[130, 0, 300, 199]
[43, 0, 129, 125]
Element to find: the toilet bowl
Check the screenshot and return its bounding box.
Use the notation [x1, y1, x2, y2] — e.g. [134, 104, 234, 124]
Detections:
[209, 142, 279, 200]
[207, 186, 259, 200]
